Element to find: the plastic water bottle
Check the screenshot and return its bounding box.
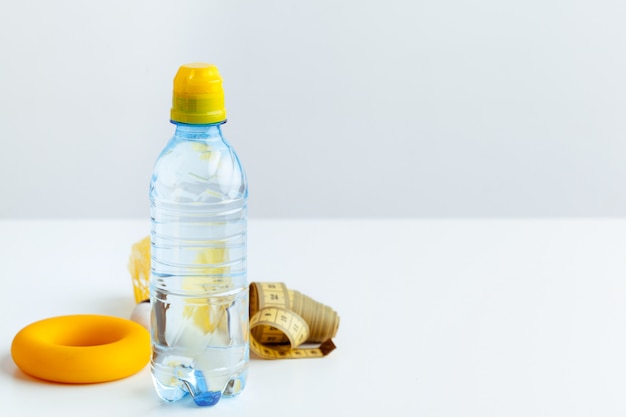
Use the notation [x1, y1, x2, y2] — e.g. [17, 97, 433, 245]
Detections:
[149, 63, 249, 407]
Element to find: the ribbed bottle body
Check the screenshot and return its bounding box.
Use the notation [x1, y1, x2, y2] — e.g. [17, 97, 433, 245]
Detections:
[149, 124, 248, 406]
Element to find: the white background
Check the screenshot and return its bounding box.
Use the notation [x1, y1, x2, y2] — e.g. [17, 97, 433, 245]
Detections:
[3, 218, 626, 416]
[1, 0, 626, 218]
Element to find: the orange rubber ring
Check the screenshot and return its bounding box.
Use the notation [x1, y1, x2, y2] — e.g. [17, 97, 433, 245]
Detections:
[11, 314, 151, 384]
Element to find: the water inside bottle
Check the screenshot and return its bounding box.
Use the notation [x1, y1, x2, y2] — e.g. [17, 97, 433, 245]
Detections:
[150, 124, 248, 406]
[151, 286, 249, 405]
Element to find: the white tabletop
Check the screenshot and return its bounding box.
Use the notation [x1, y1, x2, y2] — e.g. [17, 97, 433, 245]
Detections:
[1, 218, 625, 416]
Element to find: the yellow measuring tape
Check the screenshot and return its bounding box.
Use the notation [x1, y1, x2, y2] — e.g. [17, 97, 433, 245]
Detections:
[249, 282, 339, 359]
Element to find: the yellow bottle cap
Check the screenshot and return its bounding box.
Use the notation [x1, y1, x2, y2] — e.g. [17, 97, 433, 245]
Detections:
[170, 63, 227, 124]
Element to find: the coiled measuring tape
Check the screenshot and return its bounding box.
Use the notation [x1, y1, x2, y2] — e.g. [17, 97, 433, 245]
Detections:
[249, 282, 339, 359]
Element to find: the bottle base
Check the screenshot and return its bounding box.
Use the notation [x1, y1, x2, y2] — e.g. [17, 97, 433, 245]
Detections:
[190, 390, 222, 407]
[152, 368, 248, 407]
